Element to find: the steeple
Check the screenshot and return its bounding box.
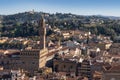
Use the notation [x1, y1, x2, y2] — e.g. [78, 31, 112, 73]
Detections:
[39, 16, 46, 49]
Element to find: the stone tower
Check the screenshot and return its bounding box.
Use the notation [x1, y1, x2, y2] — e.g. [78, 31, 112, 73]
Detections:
[39, 16, 48, 68]
[1, 16, 49, 76]
[39, 16, 46, 49]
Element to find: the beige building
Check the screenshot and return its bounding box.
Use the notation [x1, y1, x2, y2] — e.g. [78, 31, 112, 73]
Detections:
[109, 43, 120, 55]
[62, 32, 70, 39]
[0, 17, 48, 76]
[53, 58, 77, 77]
[19, 17, 48, 74]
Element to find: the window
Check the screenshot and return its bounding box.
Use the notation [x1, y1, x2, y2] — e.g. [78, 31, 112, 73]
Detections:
[1, 61, 4, 65]
[64, 65, 66, 68]
[22, 62, 25, 64]
[70, 65, 73, 69]
[54, 65, 59, 72]
[32, 62, 35, 64]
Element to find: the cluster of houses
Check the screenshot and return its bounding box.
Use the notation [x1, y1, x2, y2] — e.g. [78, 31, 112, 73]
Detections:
[0, 17, 120, 80]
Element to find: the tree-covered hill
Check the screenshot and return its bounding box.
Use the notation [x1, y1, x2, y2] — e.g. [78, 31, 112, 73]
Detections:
[0, 11, 120, 40]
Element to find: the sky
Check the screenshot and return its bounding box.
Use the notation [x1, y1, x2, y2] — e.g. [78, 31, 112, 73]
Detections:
[0, 0, 120, 16]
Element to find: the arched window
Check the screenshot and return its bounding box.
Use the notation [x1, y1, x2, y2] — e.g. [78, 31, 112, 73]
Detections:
[64, 65, 66, 68]
[54, 65, 59, 72]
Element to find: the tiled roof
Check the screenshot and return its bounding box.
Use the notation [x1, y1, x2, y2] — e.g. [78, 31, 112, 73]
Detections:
[103, 64, 120, 72]
[110, 65, 120, 71]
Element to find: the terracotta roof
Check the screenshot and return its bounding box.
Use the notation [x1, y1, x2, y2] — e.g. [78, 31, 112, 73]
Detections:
[47, 47, 69, 57]
[47, 50, 58, 57]
[103, 64, 120, 72]
[110, 65, 120, 71]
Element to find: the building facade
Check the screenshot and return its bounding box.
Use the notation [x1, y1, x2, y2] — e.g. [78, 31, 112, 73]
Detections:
[0, 16, 48, 75]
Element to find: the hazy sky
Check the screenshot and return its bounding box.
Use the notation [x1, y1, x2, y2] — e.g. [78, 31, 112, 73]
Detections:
[0, 0, 120, 16]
